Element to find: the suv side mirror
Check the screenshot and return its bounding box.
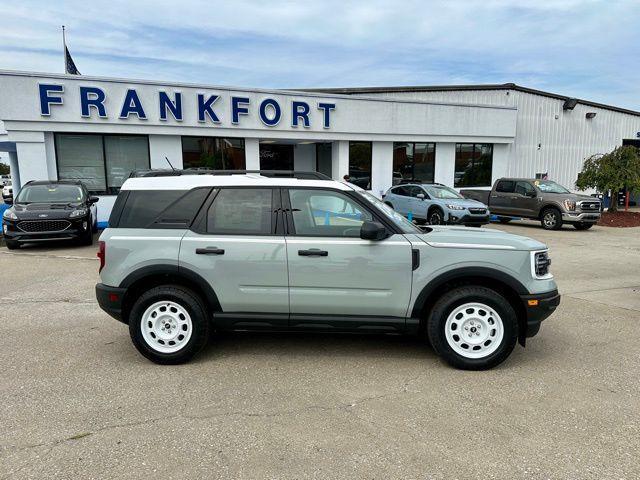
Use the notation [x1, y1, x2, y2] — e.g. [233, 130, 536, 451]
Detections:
[416, 193, 425, 200]
[360, 221, 387, 241]
[89, 196, 99, 204]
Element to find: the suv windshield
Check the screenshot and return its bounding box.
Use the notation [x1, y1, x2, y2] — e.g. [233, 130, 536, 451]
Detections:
[357, 191, 421, 233]
[15, 184, 85, 204]
[534, 180, 570, 194]
[424, 185, 464, 199]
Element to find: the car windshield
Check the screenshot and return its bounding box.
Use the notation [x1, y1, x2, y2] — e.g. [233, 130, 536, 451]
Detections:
[357, 191, 422, 234]
[15, 184, 85, 204]
[534, 180, 570, 194]
[424, 185, 464, 199]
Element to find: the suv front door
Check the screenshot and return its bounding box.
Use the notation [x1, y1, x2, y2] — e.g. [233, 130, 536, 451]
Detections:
[283, 188, 413, 328]
[179, 187, 289, 327]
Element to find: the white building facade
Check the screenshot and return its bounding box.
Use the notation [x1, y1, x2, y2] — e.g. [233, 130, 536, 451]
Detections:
[1, 71, 638, 224]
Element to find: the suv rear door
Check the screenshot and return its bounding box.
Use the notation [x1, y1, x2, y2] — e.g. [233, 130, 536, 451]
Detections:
[283, 187, 413, 329]
[179, 187, 289, 327]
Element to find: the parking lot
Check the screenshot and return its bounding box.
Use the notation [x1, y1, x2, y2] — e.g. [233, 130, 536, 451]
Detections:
[1, 221, 639, 479]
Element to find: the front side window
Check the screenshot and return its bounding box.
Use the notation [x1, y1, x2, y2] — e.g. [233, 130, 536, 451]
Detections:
[393, 143, 435, 184]
[15, 184, 85, 204]
[288, 189, 372, 237]
[182, 136, 246, 170]
[56, 133, 150, 194]
[424, 185, 464, 199]
[348, 142, 372, 190]
[207, 188, 272, 235]
[454, 143, 493, 187]
[515, 181, 536, 196]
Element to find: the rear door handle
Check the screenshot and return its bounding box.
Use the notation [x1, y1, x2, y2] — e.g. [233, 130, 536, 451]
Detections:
[196, 247, 225, 255]
[298, 249, 328, 257]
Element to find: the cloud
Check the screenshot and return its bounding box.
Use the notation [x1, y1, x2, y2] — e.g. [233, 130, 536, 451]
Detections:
[0, 0, 638, 109]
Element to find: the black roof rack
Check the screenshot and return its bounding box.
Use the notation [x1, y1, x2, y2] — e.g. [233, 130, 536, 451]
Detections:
[128, 169, 331, 180]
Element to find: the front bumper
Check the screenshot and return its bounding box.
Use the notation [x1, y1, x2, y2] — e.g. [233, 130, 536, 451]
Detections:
[562, 212, 600, 223]
[96, 283, 127, 323]
[448, 213, 491, 225]
[520, 289, 561, 337]
[3, 217, 91, 242]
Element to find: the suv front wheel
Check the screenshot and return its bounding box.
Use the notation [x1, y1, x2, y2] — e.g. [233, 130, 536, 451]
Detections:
[427, 286, 518, 370]
[129, 285, 210, 364]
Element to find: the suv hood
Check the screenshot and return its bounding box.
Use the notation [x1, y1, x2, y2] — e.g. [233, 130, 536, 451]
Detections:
[414, 225, 546, 251]
[11, 202, 85, 220]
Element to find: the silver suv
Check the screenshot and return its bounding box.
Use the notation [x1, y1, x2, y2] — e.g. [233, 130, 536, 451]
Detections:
[96, 171, 560, 370]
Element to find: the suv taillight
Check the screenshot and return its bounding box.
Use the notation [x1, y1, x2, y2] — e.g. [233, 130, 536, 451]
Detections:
[97, 241, 105, 273]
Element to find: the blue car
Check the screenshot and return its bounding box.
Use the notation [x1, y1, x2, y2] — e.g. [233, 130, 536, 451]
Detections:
[382, 183, 490, 226]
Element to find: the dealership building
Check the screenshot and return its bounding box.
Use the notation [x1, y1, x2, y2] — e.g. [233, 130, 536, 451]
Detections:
[1, 70, 639, 224]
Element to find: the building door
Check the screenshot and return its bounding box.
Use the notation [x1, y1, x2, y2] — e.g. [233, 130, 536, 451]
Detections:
[260, 144, 294, 170]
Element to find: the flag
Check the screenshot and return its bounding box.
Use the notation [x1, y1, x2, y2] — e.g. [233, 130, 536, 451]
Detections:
[65, 45, 80, 75]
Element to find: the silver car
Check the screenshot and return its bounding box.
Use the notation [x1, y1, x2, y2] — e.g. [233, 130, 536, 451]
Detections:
[96, 172, 559, 370]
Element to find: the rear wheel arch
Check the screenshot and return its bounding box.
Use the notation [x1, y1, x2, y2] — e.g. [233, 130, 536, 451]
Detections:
[412, 267, 528, 345]
[120, 265, 221, 323]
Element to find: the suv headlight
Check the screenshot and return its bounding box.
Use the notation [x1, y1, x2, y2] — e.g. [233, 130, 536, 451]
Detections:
[69, 208, 88, 219]
[446, 204, 465, 210]
[2, 208, 17, 220]
[563, 199, 576, 211]
[531, 250, 552, 279]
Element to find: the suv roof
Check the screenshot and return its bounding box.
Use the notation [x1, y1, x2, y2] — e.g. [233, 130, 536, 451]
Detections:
[121, 172, 356, 192]
[24, 180, 85, 187]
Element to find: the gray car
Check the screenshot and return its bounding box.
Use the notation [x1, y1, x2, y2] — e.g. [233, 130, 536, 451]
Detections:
[95, 171, 559, 370]
[383, 183, 490, 226]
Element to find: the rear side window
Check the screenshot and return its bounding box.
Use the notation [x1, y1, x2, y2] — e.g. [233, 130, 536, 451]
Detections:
[207, 188, 273, 235]
[496, 180, 515, 193]
[392, 186, 409, 196]
[116, 190, 184, 228]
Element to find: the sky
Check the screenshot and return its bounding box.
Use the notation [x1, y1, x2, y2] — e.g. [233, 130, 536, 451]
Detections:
[0, 0, 639, 110]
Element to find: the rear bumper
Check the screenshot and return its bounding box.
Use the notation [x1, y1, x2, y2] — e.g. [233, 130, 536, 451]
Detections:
[96, 283, 127, 323]
[520, 289, 561, 337]
[562, 212, 600, 223]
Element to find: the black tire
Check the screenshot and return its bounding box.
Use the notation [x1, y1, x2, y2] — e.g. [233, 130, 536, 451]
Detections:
[426, 286, 519, 370]
[540, 207, 563, 230]
[573, 223, 593, 230]
[498, 217, 512, 224]
[428, 208, 445, 225]
[129, 285, 210, 365]
[5, 240, 20, 250]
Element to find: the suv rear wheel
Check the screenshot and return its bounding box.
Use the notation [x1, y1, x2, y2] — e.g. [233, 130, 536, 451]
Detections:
[129, 285, 210, 364]
[426, 286, 518, 370]
[541, 207, 563, 230]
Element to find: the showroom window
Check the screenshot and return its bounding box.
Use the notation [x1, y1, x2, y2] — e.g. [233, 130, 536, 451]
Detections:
[348, 141, 372, 190]
[392, 143, 436, 184]
[454, 143, 493, 187]
[55, 133, 150, 194]
[182, 137, 246, 170]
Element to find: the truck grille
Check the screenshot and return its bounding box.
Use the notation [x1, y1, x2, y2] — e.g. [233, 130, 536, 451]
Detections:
[579, 201, 601, 212]
[17, 220, 71, 233]
[468, 208, 487, 215]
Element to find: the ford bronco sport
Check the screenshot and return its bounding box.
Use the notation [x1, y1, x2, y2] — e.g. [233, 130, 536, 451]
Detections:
[96, 171, 560, 370]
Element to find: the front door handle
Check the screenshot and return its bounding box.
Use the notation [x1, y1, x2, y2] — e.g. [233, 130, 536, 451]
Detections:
[298, 249, 328, 257]
[196, 247, 225, 255]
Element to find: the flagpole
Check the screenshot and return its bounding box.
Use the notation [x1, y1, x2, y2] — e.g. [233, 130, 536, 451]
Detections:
[62, 25, 67, 74]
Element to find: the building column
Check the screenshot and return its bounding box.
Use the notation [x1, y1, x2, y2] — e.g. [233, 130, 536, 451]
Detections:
[434, 142, 456, 187]
[491, 143, 509, 183]
[245, 138, 260, 170]
[15, 143, 48, 190]
[331, 140, 349, 180]
[8, 151, 20, 189]
[371, 141, 393, 197]
[149, 135, 184, 169]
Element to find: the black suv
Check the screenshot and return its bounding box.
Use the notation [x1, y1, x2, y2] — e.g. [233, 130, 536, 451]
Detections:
[2, 180, 98, 249]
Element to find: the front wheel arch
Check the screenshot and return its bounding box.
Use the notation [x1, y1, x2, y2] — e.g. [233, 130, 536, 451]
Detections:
[427, 206, 445, 225]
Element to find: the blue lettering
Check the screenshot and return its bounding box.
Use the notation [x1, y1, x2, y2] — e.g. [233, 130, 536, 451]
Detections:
[159, 92, 183, 121]
[39, 84, 64, 116]
[317, 102, 335, 129]
[119, 89, 147, 119]
[231, 96, 250, 124]
[259, 98, 281, 127]
[197, 94, 220, 123]
[291, 101, 310, 127]
[80, 86, 107, 118]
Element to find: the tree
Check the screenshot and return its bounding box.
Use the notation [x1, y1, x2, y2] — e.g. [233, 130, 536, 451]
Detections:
[0, 162, 9, 175]
[576, 146, 640, 212]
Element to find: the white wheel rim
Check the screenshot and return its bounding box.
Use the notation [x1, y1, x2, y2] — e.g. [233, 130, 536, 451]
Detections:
[140, 301, 193, 354]
[444, 302, 504, 359]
